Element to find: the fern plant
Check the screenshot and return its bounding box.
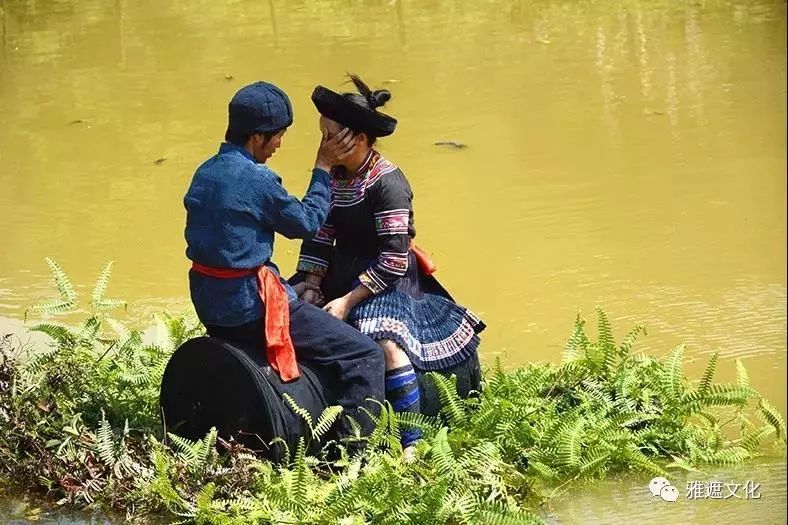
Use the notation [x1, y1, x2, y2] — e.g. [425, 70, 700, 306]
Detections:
[19, 259, 204, 432]
[3, 266, 786, 525]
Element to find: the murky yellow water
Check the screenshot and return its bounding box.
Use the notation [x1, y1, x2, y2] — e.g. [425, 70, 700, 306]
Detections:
[548, 457, 787, 525]
[0, 0, 785, 522]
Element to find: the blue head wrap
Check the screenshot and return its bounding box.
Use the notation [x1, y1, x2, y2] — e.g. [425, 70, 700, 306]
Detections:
[228, 81, 293, 135]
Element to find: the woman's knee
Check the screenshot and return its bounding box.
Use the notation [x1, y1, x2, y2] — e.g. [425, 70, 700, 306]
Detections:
[377, 339, 411, 369]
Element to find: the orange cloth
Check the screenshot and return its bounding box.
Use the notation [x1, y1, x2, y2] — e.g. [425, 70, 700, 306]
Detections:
[191, 262, 300, 382]
[410, 242, 437, 276]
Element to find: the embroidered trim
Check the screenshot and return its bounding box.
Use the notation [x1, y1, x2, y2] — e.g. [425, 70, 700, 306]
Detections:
[297, 255, 329, 276]
[329, 152, 398, 209]
[377, 251, 409, 275]
[356, 317, 421, 354]
[359, 251, 408, 295]
[365, 158, 398, 189]
[355, 150, 375, 174]
[312, 223, 336, 246]
[375, 209, 409, 235]
[354, 315, 478, 363]
[358, 270, 386, 295]
[422, 317, 477, 360]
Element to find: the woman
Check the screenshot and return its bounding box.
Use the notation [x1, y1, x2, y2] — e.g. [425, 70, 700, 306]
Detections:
[292, 75, 486, 455]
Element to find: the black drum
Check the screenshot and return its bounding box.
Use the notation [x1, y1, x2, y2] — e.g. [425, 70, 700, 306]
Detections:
[160, 337, 481, 461]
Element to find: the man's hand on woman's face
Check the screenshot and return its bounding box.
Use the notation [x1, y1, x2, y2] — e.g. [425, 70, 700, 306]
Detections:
[315, 127, 356, 171]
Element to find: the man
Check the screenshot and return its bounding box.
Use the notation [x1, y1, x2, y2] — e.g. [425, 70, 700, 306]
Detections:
[183, 81, 385, 444]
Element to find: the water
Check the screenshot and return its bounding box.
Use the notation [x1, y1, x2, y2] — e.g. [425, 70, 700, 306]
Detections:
[548, 457, 787, 525]
[0, 0, 785, 523]
[0, 489, 122, 524]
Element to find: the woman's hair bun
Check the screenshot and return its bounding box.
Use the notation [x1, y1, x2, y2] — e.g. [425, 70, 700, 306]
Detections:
[346, 73, 392, 110]
[371, 89, 391, 108]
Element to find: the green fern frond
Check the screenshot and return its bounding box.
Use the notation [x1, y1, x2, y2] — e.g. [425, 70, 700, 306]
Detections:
[562, 314, 586, 363]
[665, 455, 699, 472]
[196, 427, 217, 468]
[698, 352, 719, 396]
[96, 416, 117, 466]
[29, 323, 76, 346]
[527, 460, 558, 480]
[45, 258, 78, 303]
[195, 482, 216, 514]
[740, 425, 776, 453]
[149, 448, 189, 513]
[595, 307, 614, 350]
[386, 407, 402, 450]
[360, 400, 390, 449]
[91, 262, 114, 304]
[607, 411, 659, 430]
[619, 325, 646, 356]
[471, 404, 501, 431]
[696, 411, 720, 426]
[212, 496, 259, 514]
[426, 372, 466, 428]
[106, 318, 129, 341]
[313, 405, 343, 442]
[27, 299, 77, 316]
[493, 355, 505, 377]
[494, 418, 517, 439]
[459, 441, 500, 472]
[757, 398, 787, 441]
[432, 428, 459, 480]
[661, 344, 686, 401]
[579, 449, 611, 475]
[155, 312, 205, 351]
[621, 445, 666, 476]
[167, 433, 201, 465]
[344, 415, 362, 440]
[707, 446, 750, 465]
[540, 410, 572, 445]
[398, 411, 442, 436]
[579, 378, 613, 407]
[283, 393, 313, 430]
[268, 437, 290, 462]
[513, 368, 549, 398]
[735, 359, 750, 391]
[684, 383, 753, 411]
[77, 316, 101, 343]
[93, 299, 127, 312]
[557, 416, 585, 469]
[442, 490, 477, 523]
[553, 361, 589, 384]
[289, 438, 309, 510]
[118, 367, 151, 386]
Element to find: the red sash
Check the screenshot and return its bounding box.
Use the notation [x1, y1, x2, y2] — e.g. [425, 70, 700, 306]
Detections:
[191, 262, 300, 382]
[410, 242, 437, 276]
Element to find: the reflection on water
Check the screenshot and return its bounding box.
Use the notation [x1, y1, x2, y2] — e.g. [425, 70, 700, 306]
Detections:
[0, 0, 785, 523]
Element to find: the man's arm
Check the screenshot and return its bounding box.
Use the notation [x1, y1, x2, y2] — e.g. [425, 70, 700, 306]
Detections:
[258, 166, 332, 239]
[257, 127, 356, 239]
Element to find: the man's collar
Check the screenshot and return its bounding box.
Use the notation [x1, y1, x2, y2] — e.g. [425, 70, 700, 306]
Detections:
[219, 142, 255, 162]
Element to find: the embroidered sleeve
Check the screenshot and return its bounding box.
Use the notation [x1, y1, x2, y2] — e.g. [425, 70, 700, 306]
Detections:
[358, 171, 413, 294]
[296, 218, 335, 277]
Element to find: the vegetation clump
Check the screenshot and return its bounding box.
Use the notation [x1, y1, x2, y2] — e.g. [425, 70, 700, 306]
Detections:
[0, 259, 784, 524]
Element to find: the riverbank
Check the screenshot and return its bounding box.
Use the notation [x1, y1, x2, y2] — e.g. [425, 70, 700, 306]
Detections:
[1, 266, 784, 524]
